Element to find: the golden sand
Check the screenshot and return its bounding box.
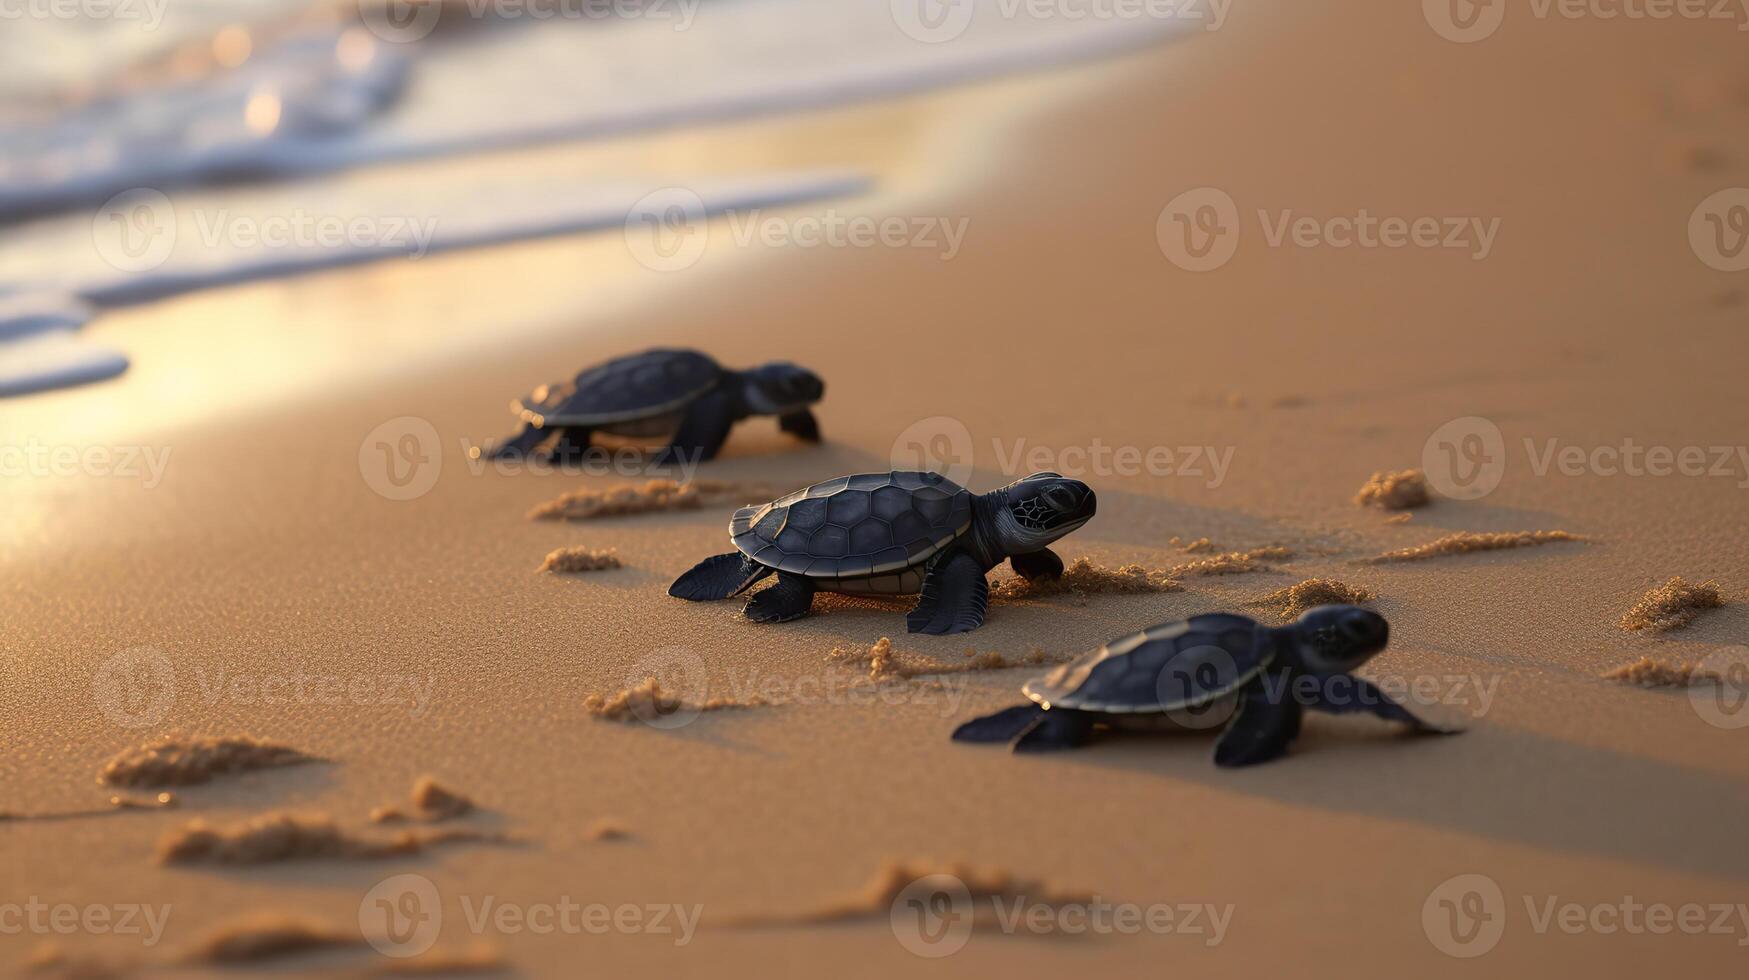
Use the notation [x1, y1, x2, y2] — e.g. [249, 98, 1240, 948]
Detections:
[537, 546, 622, 573]
[157, 812, 504, 865]
[1259, 579, 1377, 619]
[1363, 531, 1582, 564]
[2, 792, 177, 824]
[585, 818, 633, 842]
[1619, 577, 1725, 632]
[371, 776, 474, 824]
[527, 479, 746, 521]
[583, 678, 768, 721]
[1168, 546, 1293, 577]
[371, 943, 507, 976]
[826, 637, 1067, 682]
[1354, 469, 1432, 510]
[723, 858, 1092, 929]
[98, 735, 316, 788]
[179, 914, 358, 965]
[989, 557, 1182, 601]
[1169, 536, 1217, 553]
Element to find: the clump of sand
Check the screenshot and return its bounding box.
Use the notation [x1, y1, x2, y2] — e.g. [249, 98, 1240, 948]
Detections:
[585, 818, 633, 842]
[989, 557, 1182, 601]
[1169, 536, 1216, 553]
[1363, 531, 1582, 564]
[527, 479, 745, 521]
[1619, 577, 1724, 632]
[723, 858, 1093, 929]
[1601, 657, 1738, 688]
[370, 776, 474, 824]
[179, 914, 359, 966]
[158, 812, 504, 865]
[1168, 546, 1293, 577]
[1354, 469, 1431, 510]
[826, 637, 1067, 682]
[583, 678, 767, 721]
[99, 735, 317, 788]
[1258, 579, 1376, 619]
[538, 546, 622, 573]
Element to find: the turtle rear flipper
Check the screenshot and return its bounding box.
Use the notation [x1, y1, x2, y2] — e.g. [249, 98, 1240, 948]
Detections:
[952, 704, 1045, 743]
[1214, 687, 1303, 767]
[742, 573, 816, 623]
[907, 551, 989, 635]
[655, 389, 736, 466]
[490, 423, 549, 460]
[670, 553, 771, 601]
[1309, 676, 1464, 735]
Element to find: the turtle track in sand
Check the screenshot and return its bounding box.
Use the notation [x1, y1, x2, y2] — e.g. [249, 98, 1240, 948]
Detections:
[156, 812, 509, 865]
[826, 637, 1070, 682]
[99, 734, 318, 788]
[538, 545, 622, 573]
[1361, 530, 1582, 564]
[527, 479, 755, 521]
[720, 859, 1094, 931]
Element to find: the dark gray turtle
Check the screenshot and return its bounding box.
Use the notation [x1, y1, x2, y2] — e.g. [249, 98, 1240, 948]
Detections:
[489, 347, 824, 464]
[953, 606, 1460, 764]
[668, 471, 1097, 634]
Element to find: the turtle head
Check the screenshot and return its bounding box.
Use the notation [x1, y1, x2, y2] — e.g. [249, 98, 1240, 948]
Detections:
[989, 472, 1097, 554]
[1285, 605, 1389, 673]
[742, 362, 825, 415]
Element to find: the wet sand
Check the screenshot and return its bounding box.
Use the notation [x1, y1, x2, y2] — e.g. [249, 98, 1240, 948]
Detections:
[6, 2, 1749, 976]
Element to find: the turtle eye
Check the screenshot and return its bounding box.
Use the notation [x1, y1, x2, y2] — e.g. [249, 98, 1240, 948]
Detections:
[1043, 486, 1078, 513]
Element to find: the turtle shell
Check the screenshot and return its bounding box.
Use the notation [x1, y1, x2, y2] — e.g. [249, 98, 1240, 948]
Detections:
[728, 471, 973, 581]
[1022, 614, 1274, 714]
[513, 348, 722, 427]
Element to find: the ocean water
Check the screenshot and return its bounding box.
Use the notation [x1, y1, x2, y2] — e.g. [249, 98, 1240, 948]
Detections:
[0, 0, 1204, 395]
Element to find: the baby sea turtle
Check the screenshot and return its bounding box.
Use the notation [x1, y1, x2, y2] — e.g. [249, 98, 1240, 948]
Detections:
[952, 606, 1460, 765]
[489, 347, 824, 463]
[668, 471, 1097, 634]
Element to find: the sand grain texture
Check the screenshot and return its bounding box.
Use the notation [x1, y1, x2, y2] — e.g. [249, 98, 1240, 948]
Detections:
[527, 479, 747, 521]
[1259, 579, 1376, 619]
[583, 678, 768, 721]
[989, 557, 1181, 600]
[1364, 531, 1582, 564]
[1619, 577, 1724, 632]
[98, 735, 316, 788]
[723, 859, 1093, 930]
[537, 546, 622, 573]
[1355, 470, 1432, 510]
[158, 812, 504, 864]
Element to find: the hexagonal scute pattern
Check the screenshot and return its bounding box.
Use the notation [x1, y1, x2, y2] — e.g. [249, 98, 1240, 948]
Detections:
[727, 471, 973, 580]
[1023, 613, 1271, 713]
[526, 348, 720, 425]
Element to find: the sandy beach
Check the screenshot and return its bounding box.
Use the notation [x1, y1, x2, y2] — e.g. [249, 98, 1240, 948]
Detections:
[5, 2, 1749, 976]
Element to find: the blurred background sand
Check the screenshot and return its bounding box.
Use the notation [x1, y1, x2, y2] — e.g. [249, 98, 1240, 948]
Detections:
[4, 1, 1749, 976]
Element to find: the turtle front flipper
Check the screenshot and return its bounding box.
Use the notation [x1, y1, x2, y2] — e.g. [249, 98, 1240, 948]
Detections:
[951, 704, 1045, 743]
[655, 389, 736, 466]
[907, 551, 989, 635]
[546, 426, 595, 464]
[1009, 548, 1064, 581]
[1214, 685, 1303, 768]
[742, 573, 816, 623]
[778, 409, 821, 443]
[670, 553, 771, 601]
[1308, 676, 1465, 735]
[490, 423, 549, 460]
[1012, 708, 1095, 752]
